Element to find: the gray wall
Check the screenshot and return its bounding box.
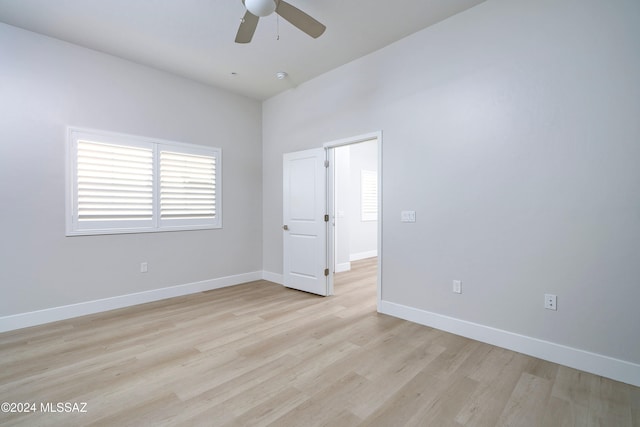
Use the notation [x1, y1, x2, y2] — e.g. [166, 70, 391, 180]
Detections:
[334, 145, 351, 271]
[0, 24, 263, 316]
[262, 0, 640, 365]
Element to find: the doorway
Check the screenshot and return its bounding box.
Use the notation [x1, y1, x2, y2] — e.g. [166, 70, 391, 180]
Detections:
[281, 132, 381, 305]
[325, 132, 381, 308]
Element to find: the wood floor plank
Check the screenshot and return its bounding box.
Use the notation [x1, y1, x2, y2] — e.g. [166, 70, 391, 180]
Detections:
[348, 342, 446, 419]
[219, 386, 310, 427]
[454, 348, 534, 426]
[267, 371, 369, 427]
[358, 368, 448, 427]
[0, 257, 638, 426]
[588, 376, 634, 426]
[409, 375, 479, 427]
[631, 385, 640, 427]
[496, 372, 554, 427]
[541, 396, 576, 427]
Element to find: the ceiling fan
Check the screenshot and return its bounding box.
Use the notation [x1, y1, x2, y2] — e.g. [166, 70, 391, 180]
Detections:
[235, 0, 326, 43]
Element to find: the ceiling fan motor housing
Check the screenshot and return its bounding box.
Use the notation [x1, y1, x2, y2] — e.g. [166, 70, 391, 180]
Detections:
[245, 0, 277, 17]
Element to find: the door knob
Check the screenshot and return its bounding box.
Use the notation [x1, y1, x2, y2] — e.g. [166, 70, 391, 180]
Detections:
[283, 225, 289, 230]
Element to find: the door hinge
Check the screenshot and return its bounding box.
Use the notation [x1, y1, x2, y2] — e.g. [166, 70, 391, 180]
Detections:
[324, 214, 329, 222]
[324, 268, 329, 276]
[324, 160, 329, 168]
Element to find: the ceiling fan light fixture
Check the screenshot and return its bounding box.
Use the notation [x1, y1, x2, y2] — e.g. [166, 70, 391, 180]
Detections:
[235, 0, 326, 44]
[276, 71, 288, 80]
[245, 0, 276, 17]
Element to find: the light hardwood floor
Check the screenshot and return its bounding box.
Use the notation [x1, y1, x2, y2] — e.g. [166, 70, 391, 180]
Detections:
[1, 257, 638, 426]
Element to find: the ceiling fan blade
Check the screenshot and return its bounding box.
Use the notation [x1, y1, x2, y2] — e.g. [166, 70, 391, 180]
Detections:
[276, 0, 326, 39]
[235, 11, 259, 43]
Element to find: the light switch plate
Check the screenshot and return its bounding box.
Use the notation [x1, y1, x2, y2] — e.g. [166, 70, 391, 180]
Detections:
[401, 210, 416, 222]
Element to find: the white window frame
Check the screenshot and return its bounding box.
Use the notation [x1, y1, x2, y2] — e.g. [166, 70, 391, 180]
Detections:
[361, 169, 378, 222]
[66, 127, 222, 236]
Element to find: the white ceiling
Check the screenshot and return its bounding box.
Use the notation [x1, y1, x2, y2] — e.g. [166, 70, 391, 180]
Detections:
[0, 0, 485, 100]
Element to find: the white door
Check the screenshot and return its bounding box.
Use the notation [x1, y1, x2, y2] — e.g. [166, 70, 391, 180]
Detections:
[283, 148, 328, 296]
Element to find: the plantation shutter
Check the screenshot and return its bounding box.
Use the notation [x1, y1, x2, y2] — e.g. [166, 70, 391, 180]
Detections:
[361, 169, 377, 222]
[76, 140, 153, 222]
[68, 128, 221, 235]
[160, 150, 217, 221]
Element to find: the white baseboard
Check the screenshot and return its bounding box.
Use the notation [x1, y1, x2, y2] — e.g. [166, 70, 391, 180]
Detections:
[378, 300, 640, 387]
[350, 250, 377, 262]
[262, 271, 284, 285]
[0, 271, 262, 333]
[335, 262, 351, 273]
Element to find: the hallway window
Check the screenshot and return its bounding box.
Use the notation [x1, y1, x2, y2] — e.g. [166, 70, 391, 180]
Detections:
[361, 169, 377, 221]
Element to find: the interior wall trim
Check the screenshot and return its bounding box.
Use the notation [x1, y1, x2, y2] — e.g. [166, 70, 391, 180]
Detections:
[350, 251, 378, 262]
[379, 299, 640, 387]
[262, 271, 284, 285]
[335, 262, 351, 273]
[0, 271, 263, 333]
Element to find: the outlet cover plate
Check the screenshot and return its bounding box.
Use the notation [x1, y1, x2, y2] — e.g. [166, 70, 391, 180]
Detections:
[453, 280, 462, 294]
[544, 293, 557, 310]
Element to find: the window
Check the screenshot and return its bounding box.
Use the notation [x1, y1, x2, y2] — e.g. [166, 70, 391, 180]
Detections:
[361, 169, 378, 222]
[67, 128, 221, 235]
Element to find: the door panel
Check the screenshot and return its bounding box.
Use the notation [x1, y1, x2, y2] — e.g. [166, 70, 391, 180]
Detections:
[283, 148, 327, 296]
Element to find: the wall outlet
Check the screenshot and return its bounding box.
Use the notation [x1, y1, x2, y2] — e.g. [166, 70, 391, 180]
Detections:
[140, 262, 148, 273]
[544, 293, 557, 310]
[453, 280, 462, 294]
